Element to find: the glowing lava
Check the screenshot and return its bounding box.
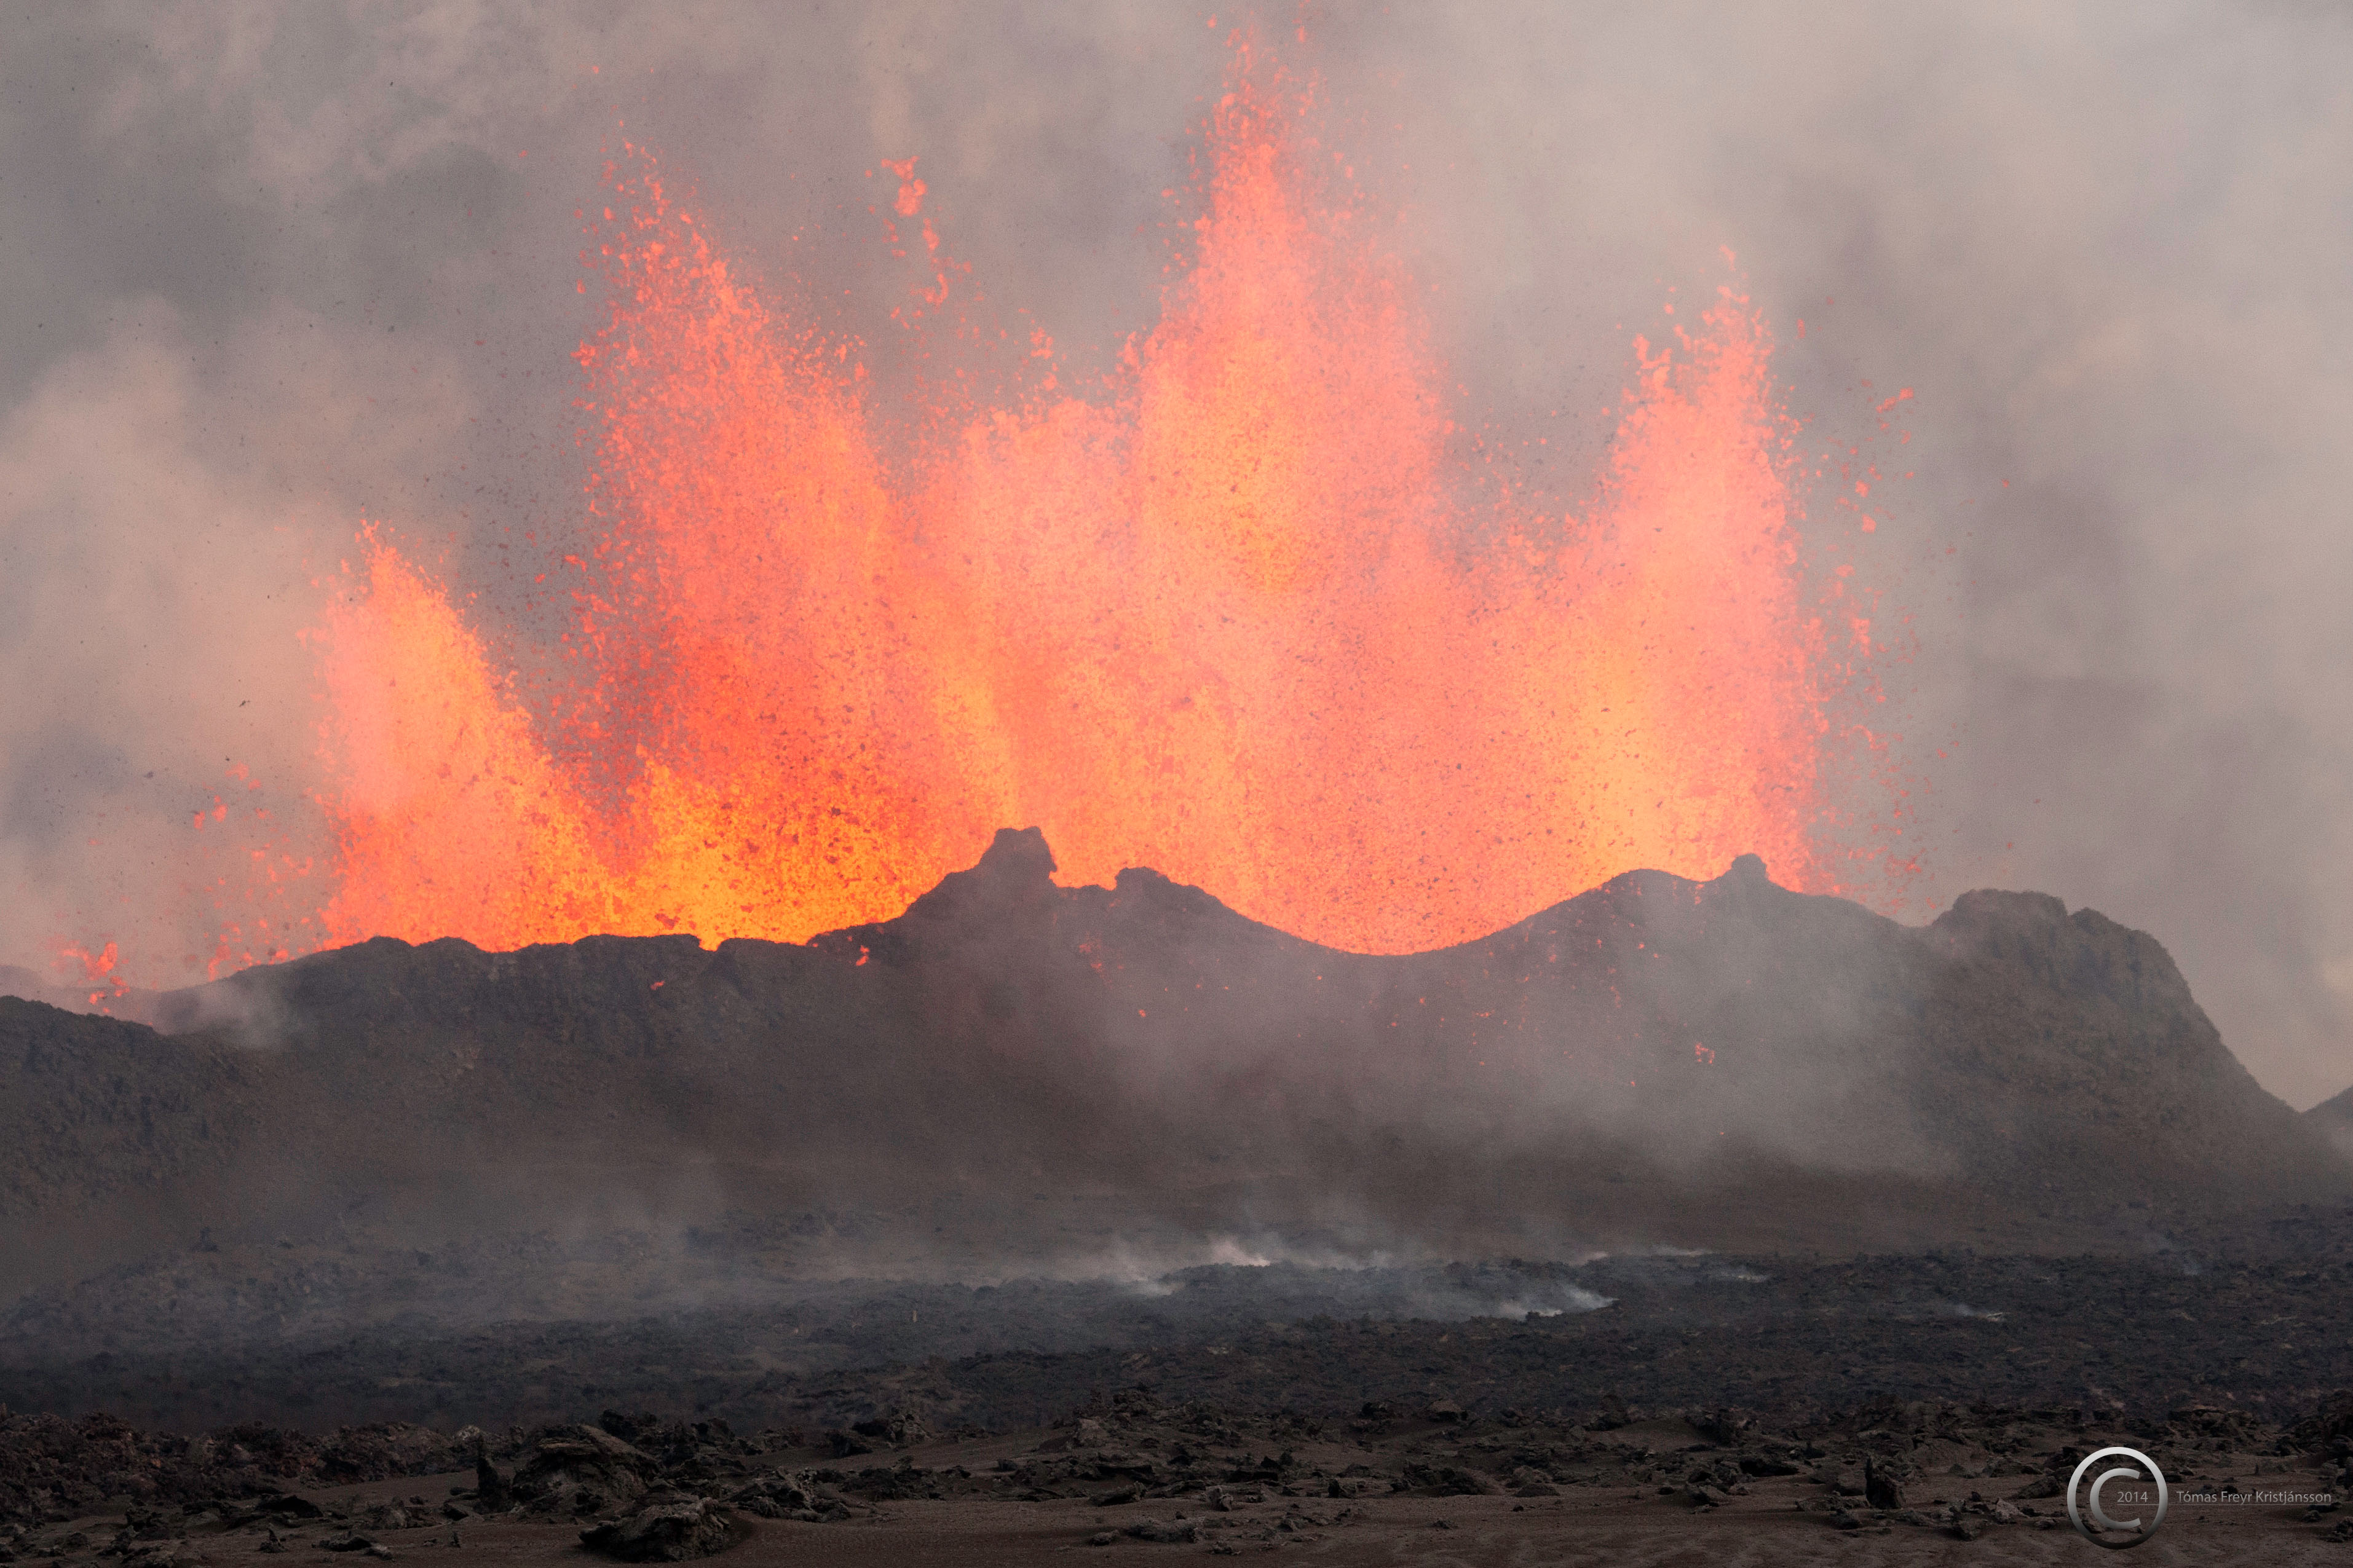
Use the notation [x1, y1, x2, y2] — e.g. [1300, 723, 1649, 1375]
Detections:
[311, 37, 1878, 958]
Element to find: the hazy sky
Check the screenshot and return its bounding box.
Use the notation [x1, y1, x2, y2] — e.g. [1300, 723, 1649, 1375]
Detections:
[3, 2, 2349, 1107]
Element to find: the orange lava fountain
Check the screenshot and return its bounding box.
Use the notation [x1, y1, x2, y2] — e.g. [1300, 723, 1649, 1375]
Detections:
[312, 40, 1873, 958]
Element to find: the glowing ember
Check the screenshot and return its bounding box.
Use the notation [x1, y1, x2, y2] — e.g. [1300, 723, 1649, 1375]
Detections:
[52, 939, 127, 1009]
[308, 37, 1882, 958]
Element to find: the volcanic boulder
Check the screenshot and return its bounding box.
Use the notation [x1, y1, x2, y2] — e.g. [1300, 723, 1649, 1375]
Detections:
[512, 1427, 654, 1515]
[577, 1496, 737, 1561]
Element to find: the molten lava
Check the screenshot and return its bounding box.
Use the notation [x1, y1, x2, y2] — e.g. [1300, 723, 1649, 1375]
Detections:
[312, 39, 1876, 958]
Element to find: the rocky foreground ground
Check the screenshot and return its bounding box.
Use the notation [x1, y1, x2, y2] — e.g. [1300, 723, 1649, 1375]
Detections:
[6, 1205, 2352, 1562]
[4, 1388, 2352, 1564]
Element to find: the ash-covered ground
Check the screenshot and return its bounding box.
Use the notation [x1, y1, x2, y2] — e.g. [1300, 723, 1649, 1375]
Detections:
[5, 1205, 2352, 1440]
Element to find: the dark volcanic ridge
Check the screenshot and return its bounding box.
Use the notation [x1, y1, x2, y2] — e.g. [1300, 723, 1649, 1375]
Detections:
[6, 833, 2353, 1494]
[5, 829, 2346, 1306]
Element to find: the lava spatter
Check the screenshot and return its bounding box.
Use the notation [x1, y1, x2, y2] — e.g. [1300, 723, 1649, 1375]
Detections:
[308, 33, 1872, 958]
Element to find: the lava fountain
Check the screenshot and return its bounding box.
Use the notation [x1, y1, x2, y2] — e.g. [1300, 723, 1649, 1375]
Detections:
[306, 36, 1892, 961]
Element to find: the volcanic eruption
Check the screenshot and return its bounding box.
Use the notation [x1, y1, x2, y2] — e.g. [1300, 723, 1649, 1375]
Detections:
[235, 30, 1906, 973]
[10, 18, 2353, 1562]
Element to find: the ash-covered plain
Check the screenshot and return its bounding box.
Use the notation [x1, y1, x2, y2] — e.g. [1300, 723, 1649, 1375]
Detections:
[4, 833, 2352, 1559]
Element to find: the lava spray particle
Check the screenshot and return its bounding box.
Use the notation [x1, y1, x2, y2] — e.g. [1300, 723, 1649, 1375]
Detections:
[308, 36, 1892, 959]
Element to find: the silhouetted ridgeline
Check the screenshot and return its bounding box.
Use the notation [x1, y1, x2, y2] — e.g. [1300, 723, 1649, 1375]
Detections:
[3, 830, 2346, 1310]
